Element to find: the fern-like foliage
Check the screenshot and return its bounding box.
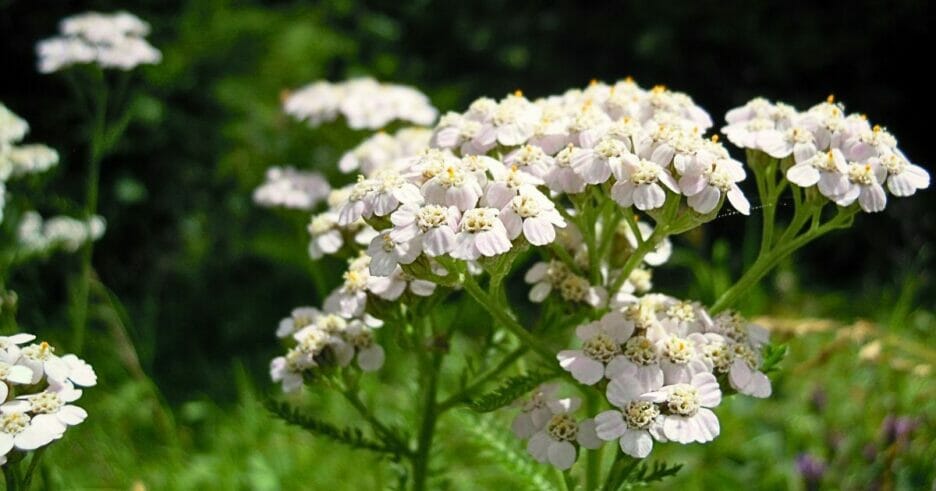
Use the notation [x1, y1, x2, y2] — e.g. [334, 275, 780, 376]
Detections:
[265, 399, 403, 456]
[454, 412, 556, 491]
[622, 461, 683, 489]
[467, 372, 553, 413]
[761, 343, 788, 373]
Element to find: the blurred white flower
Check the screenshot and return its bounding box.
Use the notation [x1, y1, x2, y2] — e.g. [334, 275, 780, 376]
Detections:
[285, 78, 437, 130]
[253, 166, 331, 210]
[37, 11, 161, 73]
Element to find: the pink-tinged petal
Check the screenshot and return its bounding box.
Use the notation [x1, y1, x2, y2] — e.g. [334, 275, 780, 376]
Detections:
[819, 172, 850, 197]
[610, 181, 636, 207]
[57, 405, 88, 425]
[500, 209, 523, 240]
[423, 227, 455, 256]
[594, 410, 627, 441]
[858, 185, 887, 213]
[447, 186, 479, 211]
[658, 171, 680, 194]
[577, 419, 603, 449]
[0, 433, 13, 455]
[833, 184, 860, 206]
[526, 432, 551, 463]
[409, 279, 437, 297]
[512, 414, 536, 439]
[662, 416, 694, 444]
[786, 164, 820, 187]
[559, 352, 605, 385]
[523, 217, 556, 246]
[331, 341, 355, 366]
[604, 356, 637, 380]
[318, 231, 343, 254]
[692, 372, 722, 407]
[696, 408, 721, 441]
[357, 345, 385, 372]
[635, 365, 665, 394]
[432, 126, 461, 148]
[727, 185, 751, 215]
[547, 441, 577, 470]
[650, 145, 675, 166]
[687, 186, 720, 214]
[524, 262, 549, 283]
[601, 312, 632, 342]
[793, 142, 817, 164]
[477, 228, 511, 256]
[547, 397, 581, 414]
[607, 376, 646, 407]
[450, 233, 480, 260]
[679, 174, 706, 196]
[575, 322, 600, 340]
[529, 282, 552, 302]
[578, 159, 612, 185]
[757, 130, 791, 158]
[619, 429, 654, 458]
[634, 184, 666, 211]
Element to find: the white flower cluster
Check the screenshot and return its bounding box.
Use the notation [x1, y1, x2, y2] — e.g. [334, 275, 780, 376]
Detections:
[270, 305, 386, 393]
[338, 127, 433, 175]
[1, 104, 60, 225]
[252, 166, 331, 211]
[511, 385, 601, 470]
[16, 211, 106, 256]
[529, 295, 771, 464]
[723, 97, 929, 212]
[284, 78, 438, 130]
[36, 11, 162, 73]
[0, 333, 97, 464]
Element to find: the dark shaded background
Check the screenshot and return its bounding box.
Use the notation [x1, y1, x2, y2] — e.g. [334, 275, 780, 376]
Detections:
[0, 0, 931, 403]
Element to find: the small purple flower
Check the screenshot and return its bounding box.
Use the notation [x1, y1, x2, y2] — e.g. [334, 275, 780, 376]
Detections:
[795, 453, 826, 490]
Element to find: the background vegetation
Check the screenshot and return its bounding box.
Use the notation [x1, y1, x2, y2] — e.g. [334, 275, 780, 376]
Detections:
[0, 0, 932, 489]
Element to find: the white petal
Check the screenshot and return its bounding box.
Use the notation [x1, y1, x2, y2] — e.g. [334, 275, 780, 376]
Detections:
[577, 419, 603, 449]
[547, 440, 577, 470]
[619, 429, 654, 458]
[357, 345, 385, 372]
[594, 410, 627, 441]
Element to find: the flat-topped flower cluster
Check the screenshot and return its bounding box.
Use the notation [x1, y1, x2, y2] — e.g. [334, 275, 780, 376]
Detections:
[0, 334, 96, 464]
[723, 96, 928, 212]
[36, 11, 162, 73]
[264, 77, 929, 477]
[284, 78, 438, 130]
[1, 104, 60, 226]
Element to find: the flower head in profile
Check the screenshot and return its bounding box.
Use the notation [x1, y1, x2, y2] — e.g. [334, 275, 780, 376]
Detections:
[37, 11, 161, 73]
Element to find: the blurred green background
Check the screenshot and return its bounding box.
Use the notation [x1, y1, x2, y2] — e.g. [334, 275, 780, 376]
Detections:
[0, 0, 932, 489]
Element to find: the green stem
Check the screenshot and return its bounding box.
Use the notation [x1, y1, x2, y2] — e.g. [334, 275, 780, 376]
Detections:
[600, 453, 639, 491]
[341, 387, 408, 454]
[608, 225, 666, 295]
[584, 391, 603, 491]
[21, 447, 46, 490]
[710, 206, 858, 313]
[412, 320, 443, 491]
[437, 346, 527, 412]
[71, 76, 109, 353]
[461, 274, 556, 363]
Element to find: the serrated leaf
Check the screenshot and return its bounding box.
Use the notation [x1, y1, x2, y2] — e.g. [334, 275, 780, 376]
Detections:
[466, 371, 554, 413]
[454, 412, 556, 491]
[265, 399, 401, 455]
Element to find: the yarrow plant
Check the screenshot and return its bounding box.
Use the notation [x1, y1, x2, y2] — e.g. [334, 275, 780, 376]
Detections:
[262, 78, 928, 489]
[0, 333, 96, 486]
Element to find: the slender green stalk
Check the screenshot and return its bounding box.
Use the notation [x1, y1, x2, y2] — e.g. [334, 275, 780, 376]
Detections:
[461, 274, 555, 363]
[583, 390, 603, 491]
[412, 319, 444, 491]
[607, 226, 665, 296]
[340, 386, 408, 454]
[710, 206, 858, 313]
[71, 76, 109, 352]
[21, 447, 46, 490]
[437, 346, 527, 412]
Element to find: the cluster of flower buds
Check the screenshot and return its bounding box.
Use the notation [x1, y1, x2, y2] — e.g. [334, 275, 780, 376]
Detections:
[270, 305, 386, 392]
[1, 104, 60, 225]
[36, 11, 162, 73]
[723, 97, 929, 212]
[0, 333, 97, 464]
[252, 166, 331, 211]
[509, 296, 770, 468]
[283, 78, 438, 130]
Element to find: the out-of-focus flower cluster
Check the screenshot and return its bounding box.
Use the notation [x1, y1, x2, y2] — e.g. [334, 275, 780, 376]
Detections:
[1, 104, 60, 225]
[723, 96, 929, 212]
[252, 166, 331, 211]
[36, 11, 162, 73]
[16, 211, 106, 257]
[0, 333, 96, 464]
[284, 78, 438, 130]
